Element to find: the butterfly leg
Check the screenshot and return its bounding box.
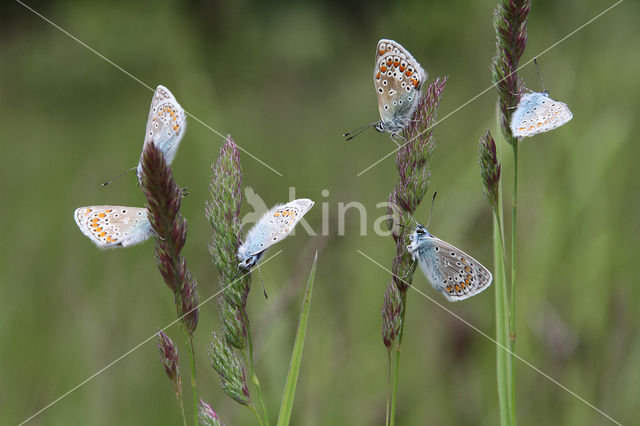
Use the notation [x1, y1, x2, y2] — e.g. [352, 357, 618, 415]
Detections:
[389, 133, 404, 147]
[398, 260, 416, 280]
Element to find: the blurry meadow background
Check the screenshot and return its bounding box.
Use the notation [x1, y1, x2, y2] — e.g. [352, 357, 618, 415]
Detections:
[1, 0, 639, 424]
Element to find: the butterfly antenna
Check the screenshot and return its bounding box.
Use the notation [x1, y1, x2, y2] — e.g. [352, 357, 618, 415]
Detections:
[257, 264, 268, 299]
[534, 57, 546, 94]
[343, 122, 378, 141]
[426, 192, 437, 228]
[101, 167, 136, 187]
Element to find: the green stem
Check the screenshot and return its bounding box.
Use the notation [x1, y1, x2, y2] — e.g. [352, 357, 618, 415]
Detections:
[389, 290, 407, 426]
[179, 322, 199, 426]
[494, 207, 513, 426]
[177, 392, 188, 426]
[243, 335, 270, 426]
[187, 337, 199, 426]
[385, 351, 392, 426]
[509, 138, 518, 424]
[510, 139, 518, 346]
[248, 403, 266, 426]
[493, 119, 514, 426]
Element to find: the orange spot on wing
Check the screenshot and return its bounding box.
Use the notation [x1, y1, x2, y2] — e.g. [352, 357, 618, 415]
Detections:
[380, 65, 387, 73]
[405, 70, 413, 77]
[386, 58, 392, 66]
[98, 213, 106, 218]
[455, 284, 461, 292]
[91, 218, 100, 223]
[393, 59, 400, 67]
[99, 231, 107, 237]
[399, 64, 406, 72]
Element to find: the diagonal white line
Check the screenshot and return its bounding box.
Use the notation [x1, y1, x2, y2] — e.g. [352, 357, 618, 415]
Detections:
[184, 112, 284, 176]
[15, 0, 284, 177]
[357, 249, 622, 426]
[356, 0, 624, 177]
[18, 250, 283, 425]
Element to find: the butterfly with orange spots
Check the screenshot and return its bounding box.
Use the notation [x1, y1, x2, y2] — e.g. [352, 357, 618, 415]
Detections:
[136, 85, 186, 182]
[344, 39, 427, 143]
[510, 90, 572, 138]
[74, 206, 151, 248]
[408, 224, 492, 301]
[238, 199, 314, 269]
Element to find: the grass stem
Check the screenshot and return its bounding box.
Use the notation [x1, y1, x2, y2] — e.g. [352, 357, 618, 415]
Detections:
[184, 335, 199, 426]
[389, 291, 407, 426]
[242, 345, 270, 426]
[510, 139, 518, 348]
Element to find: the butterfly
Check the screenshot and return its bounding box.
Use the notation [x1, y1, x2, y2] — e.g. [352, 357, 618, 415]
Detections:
[136, 85, 186, 182]
[344, 39, 428, 142]
[74, 206, 152, 248]
[237, 199, 314, 269]
[407, 224, 492, 301]
[510, 90, 573, 138]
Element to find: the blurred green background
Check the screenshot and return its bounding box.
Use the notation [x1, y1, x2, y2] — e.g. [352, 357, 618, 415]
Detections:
[2, 0, 639, 424]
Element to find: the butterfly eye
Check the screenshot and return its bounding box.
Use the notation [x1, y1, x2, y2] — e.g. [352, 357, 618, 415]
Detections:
[416, 227, 426, 235]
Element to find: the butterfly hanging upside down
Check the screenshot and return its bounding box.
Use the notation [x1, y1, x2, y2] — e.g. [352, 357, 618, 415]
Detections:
[237, 199, 314, 270]
[509, 90, 573, 138]
[509, 59, 573, 138]
[407, 224, 492, 301]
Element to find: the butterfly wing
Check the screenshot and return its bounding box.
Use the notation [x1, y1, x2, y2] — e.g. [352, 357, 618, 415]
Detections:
[412, 235, 492, 301]
[510, 92, 573, 137]
[136, 85, 186, 180]
[374, 39, 428, 133]
[240, 199, 314, 258]
[74, 206, 152, 248]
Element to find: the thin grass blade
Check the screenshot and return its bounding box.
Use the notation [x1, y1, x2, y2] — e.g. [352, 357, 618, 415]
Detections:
[276, 251, 318, 426]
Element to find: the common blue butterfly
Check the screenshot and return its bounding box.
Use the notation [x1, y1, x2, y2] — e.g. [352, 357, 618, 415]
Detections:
[74, 206, 151, 248]
[407, 224, 492, 301]
[510, 91, 572, 138]
[344, 39, 427, 142]
[238, 199, 314, 269]
[136, 85, 186, 181]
